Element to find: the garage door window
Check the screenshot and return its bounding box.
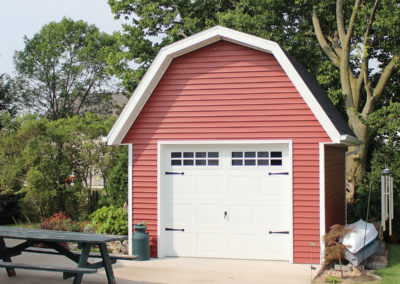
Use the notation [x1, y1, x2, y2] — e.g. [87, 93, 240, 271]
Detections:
[171, 152, 219, 166]
[231, 151, 282, 166]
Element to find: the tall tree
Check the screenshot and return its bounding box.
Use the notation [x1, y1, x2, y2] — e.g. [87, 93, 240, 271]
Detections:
[107, 0, 333, 93]
[14, 18, 119, 120]
[312, 0, 400, 189]
[0, 74, 17, 128]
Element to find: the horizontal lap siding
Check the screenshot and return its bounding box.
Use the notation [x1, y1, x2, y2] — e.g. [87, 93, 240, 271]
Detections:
[325, 146, 346, 232]
[122, 41, 331, 263]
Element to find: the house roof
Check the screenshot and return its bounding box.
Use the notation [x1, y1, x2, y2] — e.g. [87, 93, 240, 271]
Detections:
[107, 26, 360, 146]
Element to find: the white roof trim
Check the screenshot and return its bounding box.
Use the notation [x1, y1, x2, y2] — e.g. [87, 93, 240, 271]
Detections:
[107, 26, 350, 145]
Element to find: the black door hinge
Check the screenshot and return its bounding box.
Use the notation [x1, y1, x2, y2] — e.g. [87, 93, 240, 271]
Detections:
[165, 228, 185, 232]
[165, 172, 184, 175]
[269, 231, 289, 234]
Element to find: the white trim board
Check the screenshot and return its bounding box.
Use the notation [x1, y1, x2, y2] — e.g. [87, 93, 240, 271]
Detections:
[107, 26, 359, 146]
[128, 144, 133, 255]
[157, 139, 293, 262]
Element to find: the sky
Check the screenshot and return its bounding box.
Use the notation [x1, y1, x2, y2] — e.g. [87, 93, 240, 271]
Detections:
[0, 0, 126, 75]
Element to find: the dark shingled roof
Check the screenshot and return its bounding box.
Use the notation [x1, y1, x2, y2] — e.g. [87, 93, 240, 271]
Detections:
[283, 50, 356, 137]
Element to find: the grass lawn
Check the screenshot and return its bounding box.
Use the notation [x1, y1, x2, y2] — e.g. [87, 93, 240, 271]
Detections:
[375, 244, 400, 283]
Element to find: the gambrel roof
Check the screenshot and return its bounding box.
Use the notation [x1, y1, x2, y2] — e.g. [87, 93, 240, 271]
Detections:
[107, 26, 360, 146]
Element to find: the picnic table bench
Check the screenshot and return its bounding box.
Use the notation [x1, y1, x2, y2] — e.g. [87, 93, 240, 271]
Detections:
[0, 226, 133, 284]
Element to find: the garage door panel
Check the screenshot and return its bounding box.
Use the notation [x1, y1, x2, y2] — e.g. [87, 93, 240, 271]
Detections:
[229, 233, 257, 255]
[228, 176, 259, 197]
[167, 203, 194, 224]
[259, 176, 290, 198]
[196, 175, 225, 196]
[166, 231, 196, 256]
[197, 204, 225, 225]
[259, 204, 290, 227]
[197, 233, 228, 254]
[259, 235, 291, 260]
[228, 205, 256, 225]
[166, 175, 194, 197]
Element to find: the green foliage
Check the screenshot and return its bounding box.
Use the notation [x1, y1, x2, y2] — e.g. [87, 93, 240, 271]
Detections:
[325, 274, 341, 284]
[375, 244, 400, 283]
[0, 114, 119, 222]
[103, 147, 128, 208]
[13, 17, 119, 120]
[0, 74, 17, 129]
[90, 206, 128, 235]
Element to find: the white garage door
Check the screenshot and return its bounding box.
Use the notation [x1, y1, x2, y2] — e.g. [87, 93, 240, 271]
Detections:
[160, 143, 292, 260]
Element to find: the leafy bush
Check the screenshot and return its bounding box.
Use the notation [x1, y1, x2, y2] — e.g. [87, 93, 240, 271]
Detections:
[90, 206, 127, 235]
[103, 148, 128, 208]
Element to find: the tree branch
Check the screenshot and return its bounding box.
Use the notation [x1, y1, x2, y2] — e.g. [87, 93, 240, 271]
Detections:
[336, 0, 347, 44]
[361, 0, 380, 101]
[346, 0, 361, 42]
[373, 55, 399, 99]
[312, 7, 341, 67]
[361, 55, 399, 117]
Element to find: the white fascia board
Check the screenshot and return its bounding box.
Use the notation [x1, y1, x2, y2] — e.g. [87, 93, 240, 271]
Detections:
[107, 25, 347, 145]
[340, 135, 362, 146]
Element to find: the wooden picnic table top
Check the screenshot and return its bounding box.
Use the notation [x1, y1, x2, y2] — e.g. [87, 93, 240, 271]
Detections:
[0, 226, 127, 244]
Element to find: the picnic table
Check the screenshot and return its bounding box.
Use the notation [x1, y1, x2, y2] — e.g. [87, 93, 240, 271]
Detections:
[0, 226, 129, 284]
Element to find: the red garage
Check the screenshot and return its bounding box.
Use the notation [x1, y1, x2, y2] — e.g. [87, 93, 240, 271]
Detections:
[107, 26, 360, 263]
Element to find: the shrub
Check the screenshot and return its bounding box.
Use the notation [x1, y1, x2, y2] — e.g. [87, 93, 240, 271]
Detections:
[90, 206, 128, 235]
[40, 212, 86, 232]
[323, 224, 352, 277]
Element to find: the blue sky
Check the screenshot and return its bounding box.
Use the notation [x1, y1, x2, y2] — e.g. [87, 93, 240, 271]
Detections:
[0, 0, 125, 75]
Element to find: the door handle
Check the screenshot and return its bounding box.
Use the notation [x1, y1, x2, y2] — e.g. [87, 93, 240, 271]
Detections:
[224, 211, 228, 219]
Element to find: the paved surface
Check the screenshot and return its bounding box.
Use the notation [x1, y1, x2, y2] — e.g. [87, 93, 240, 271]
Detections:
[0, 240, 320, 284]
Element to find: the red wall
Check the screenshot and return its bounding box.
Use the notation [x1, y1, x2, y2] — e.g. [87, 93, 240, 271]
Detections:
[122, 40, 331, 263]
[324, 145, 346, 232]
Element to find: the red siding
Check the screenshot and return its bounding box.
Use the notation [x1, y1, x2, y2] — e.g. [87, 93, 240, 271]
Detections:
[324, 146, 346, 232]
[123, 40, 331, 263]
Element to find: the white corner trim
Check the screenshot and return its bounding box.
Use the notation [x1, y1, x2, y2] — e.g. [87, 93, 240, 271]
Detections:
[319, 142, 326, 264]
[128, 144, 133, 255]
[288, 140, 294, 264]
[107, 25, 351, 145]
[157, 141, 164, 258]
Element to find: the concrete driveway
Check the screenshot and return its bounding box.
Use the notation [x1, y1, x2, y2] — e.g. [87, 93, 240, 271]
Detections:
[0, 243, 320, 284]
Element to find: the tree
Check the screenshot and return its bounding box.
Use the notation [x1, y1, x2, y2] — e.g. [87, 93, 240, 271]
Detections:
[107, 0, 332, 92]
[105, 147, 128, 208]
[0, 114, 119, 221]
[60, 114, 119, 214]
[0, 74, 17, 128]
[14, 17, 119, 120]
[311, 0, 400, 188]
